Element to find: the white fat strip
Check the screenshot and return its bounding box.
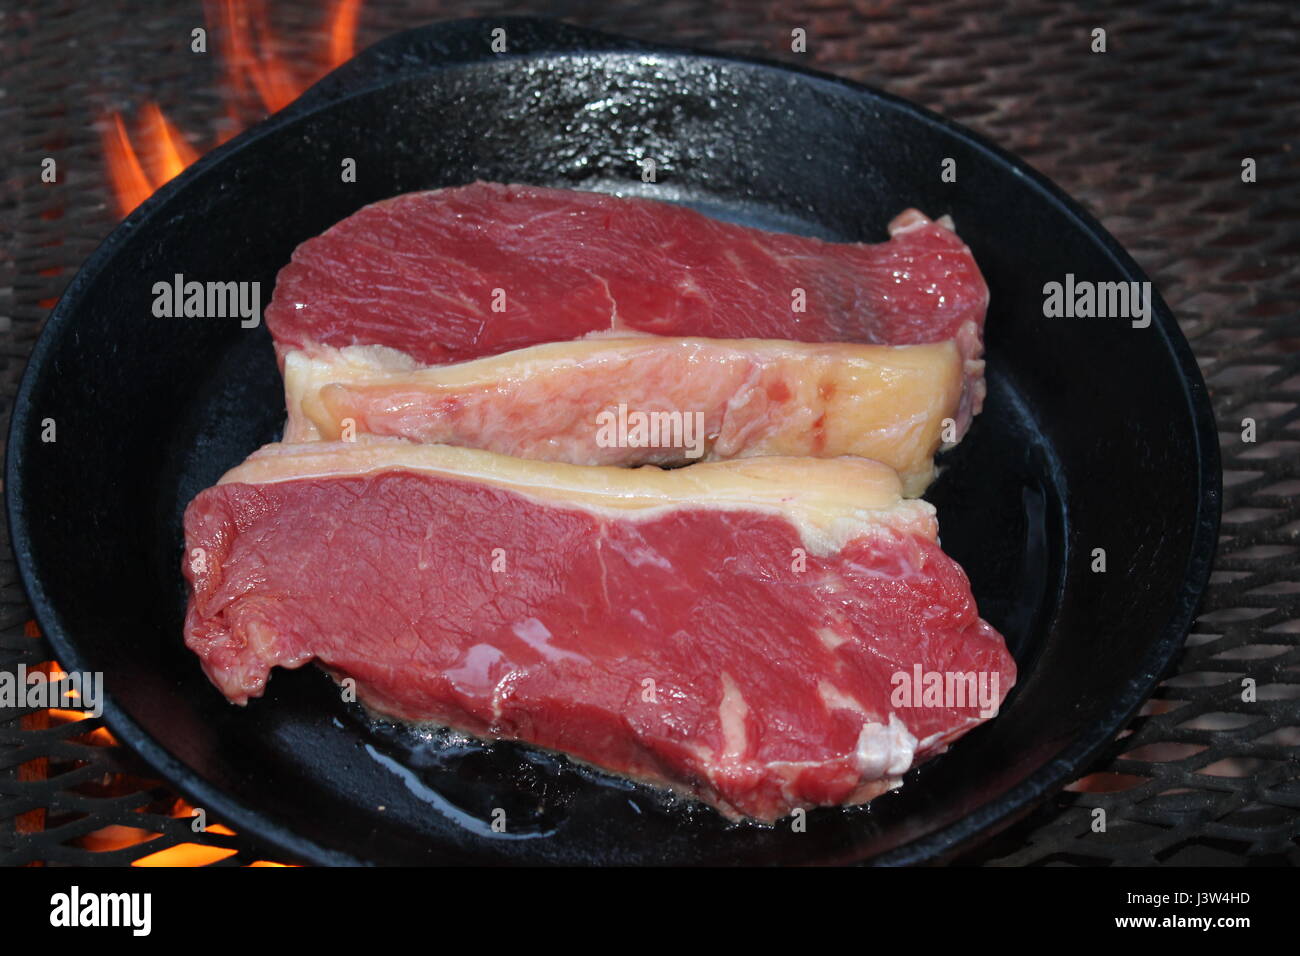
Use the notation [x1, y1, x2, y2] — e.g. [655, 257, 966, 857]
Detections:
[853, 713, 918, 779]
[887, 208, 932, 236]
[817, 627, 849, 651]
[445, 643, 504, 691]
[718, 673, 750, 760]
[512, 618, 589, 664]
[605, 538, 674, 571]
[818, 680, 866, 714]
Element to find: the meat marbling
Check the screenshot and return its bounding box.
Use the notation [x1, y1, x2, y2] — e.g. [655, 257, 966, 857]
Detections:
[183, 441, 1015, 822]
[282, 336, 965, 496]
[264, 183, 990, 434]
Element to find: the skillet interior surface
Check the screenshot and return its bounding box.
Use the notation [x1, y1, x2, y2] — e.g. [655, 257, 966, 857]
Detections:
[6, 18, 1219, 865]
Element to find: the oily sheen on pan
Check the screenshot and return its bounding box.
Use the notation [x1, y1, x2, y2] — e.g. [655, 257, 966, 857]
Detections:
[182, 442, 1015, 823]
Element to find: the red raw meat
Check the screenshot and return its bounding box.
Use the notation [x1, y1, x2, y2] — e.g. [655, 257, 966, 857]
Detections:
[183, 441, 1015, 822]
[264, 183, 989, 427]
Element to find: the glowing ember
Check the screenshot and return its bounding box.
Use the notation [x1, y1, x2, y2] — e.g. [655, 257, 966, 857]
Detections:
[34, 675, 274, 864]
[133, 842, 239, 867]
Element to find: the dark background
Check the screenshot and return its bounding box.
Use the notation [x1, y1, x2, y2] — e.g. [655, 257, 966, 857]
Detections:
[1, 0, 1297, 865]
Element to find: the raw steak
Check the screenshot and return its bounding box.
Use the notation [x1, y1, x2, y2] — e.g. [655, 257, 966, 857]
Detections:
[282, 336, 964, 496]
[264, 183, 989, 429]
[183, 441, 1015, 822]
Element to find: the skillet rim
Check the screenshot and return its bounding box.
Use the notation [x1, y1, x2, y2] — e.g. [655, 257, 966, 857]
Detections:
[5, 15, 1223, 866]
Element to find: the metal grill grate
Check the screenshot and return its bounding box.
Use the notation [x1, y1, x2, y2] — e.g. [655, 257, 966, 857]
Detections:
[2, 0, 1297, 866]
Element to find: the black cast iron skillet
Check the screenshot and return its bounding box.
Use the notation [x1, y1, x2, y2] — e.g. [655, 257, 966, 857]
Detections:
[6, 17, 1220, 865]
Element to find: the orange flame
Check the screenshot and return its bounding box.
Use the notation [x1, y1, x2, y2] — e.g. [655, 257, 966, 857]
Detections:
[104, 0, 363, 217]
[329, 0, 362, 68]
[216, 0, 299, 113]
[101, 114, 154, 217]
[99, 108, 202, 218]
[142, 103, 200, 182]
[86, 7, 363, 861]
